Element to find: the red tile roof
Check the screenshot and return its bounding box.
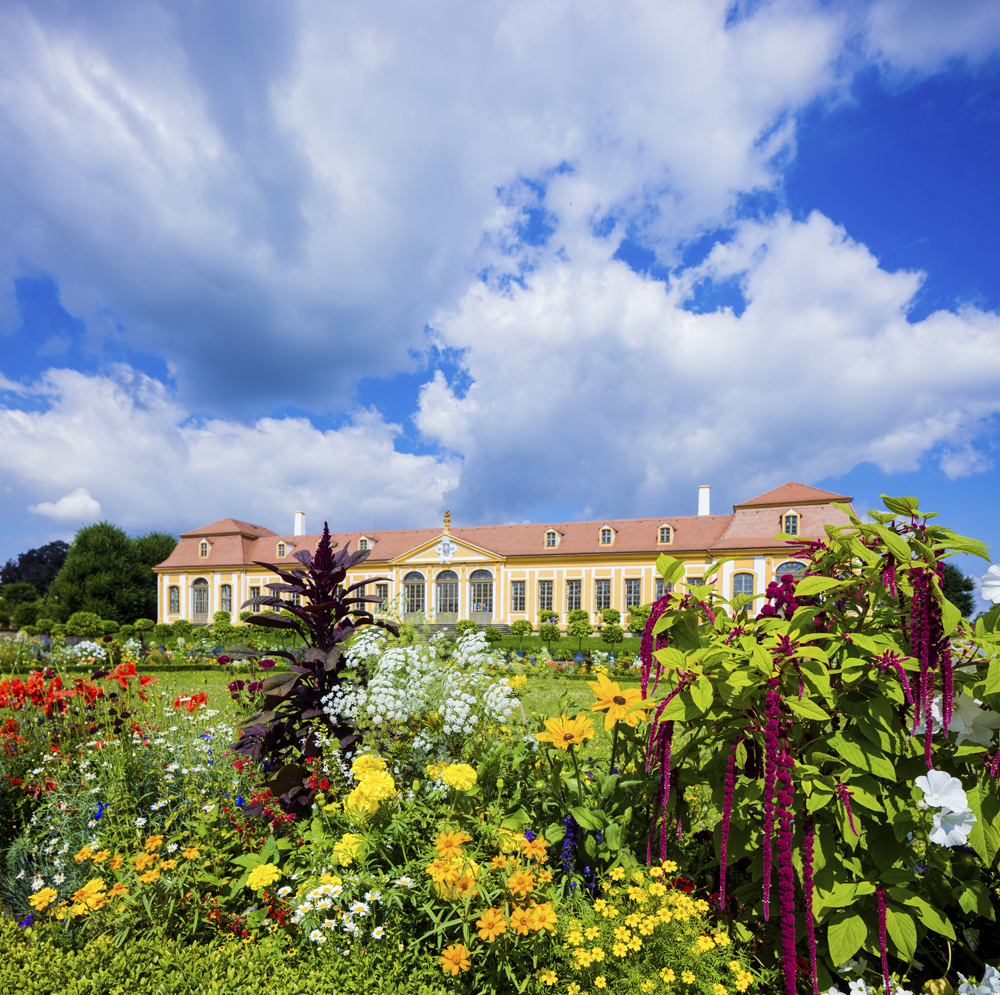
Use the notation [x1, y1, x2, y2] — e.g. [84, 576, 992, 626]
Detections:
[180, 518, 278, 539]
[733, 482, 851, 509]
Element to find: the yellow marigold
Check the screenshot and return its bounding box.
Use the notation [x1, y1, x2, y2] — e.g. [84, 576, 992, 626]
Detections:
[612, 942, 628, 958]
[628, 886, 646, 902]
[600, 905, 619, 919]
[682, 971, 696, 984]
[476, 907, 506, 942]
[661, 968, 676, 983]
[351, 754, 387, 780]
[609, 866, 625, 881]
[530, 902, 558, 932]
[714, 932, 731, 946]
[68, 902, 87, 918]
[642, 983, 655, 993]
[90, 849, 110, 864]
[246, 863, 281, 890]
[662, 860, 678, 873]
[625, 912, 643, 927]
[332, 833, 364, 867]
[568, 985, 582, 995]
[425, 761, 449, 779]
[648, 866, 665, 879]
[425, 856, 479, 900]
[639, 917, 657, 936]
[593, 898, 607, 911]
[613, 925, 631, 942]
[435, 830, 472, 860]
[585, 926, 600, 939]
[632, 870, 646, 884]
[144, 835, 164, 851]
[693, 935, 716, 954]
[108, 883, 129, 899]
[182, 847, 199, 860]
[441, 763, 477, 791]
[522, 837, 549, 862]
[506, 868, 535, 899]
[138, 869, 160, 884]
[439, 944, 470, 976]
[538, 868, 553, 884]
[734, 969, 753, 993]
[713, 985, 728, 995]
[595, 977, 607, 989]
[590, 947, 606, 962]
[567, 929, 584, 946]
[628, 935, 643, 952]
[109, 855, 123, 870]
[134, 853, 156, 871]
[29, 887, 57, 911]
[509, 906, 533, 935]
[72, 879, 107, 911]
[536, 968, 557, 987]
[159, 859, 177, 870]
[535, 713, 595, 750]
[649, 882, 666, 897]
[74, 845, 94, 863]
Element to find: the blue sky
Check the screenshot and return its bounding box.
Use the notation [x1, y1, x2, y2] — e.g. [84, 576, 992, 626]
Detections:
[0, 0, 998, 602]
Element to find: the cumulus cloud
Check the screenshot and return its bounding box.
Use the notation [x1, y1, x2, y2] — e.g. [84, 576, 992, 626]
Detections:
[417, 211, 1000, 522]
[29, 487, 102, 522]
[0, 367, 459, 534]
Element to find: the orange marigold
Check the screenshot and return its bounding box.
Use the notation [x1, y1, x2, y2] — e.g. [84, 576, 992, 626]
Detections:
[439, 944, 471, 976]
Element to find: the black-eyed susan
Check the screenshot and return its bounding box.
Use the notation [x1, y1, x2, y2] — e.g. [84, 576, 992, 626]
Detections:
[588, 672, 655, 729]
[536, 713, 595, 749]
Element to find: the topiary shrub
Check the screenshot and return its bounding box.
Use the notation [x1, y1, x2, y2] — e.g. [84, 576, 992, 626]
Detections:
[509, 619, 532, 652]
[455, 619, 478, 637]
[483, 625, 503, 645]
[133, 618, 155, 632]
[601, 621, 624, 647]
[538, 622, 561, 651]
[173, 618, 193, 637]
[65, 610, 103, 638]
[117, 623, 136, 641]
[153, 622, 173, 642]
[34, 617, 54, 635]
[101, 619, 120, 635]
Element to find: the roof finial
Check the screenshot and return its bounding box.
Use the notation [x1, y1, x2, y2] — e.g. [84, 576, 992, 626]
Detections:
[443, 509, 452, 533]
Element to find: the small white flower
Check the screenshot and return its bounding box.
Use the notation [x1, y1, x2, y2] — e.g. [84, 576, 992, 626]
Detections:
[308, 929, 326, 944]
[394, 876, 413, 888]
[134, 817, 147, 827]
[372, 925, 386, 939]
[166, 843, 177, 853]
[364, 890, 381, 903]
[278, 886, 292, 897]
[87, 820, 97, 828]
[315, 898, 332, 910]
[202, 803, 214, 813]
[930, 808, 977, 847]
[54, 874, 65, 885]
[323, 918, 336, 929]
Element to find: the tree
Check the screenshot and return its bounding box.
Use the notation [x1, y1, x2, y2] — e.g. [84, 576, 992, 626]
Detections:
[941, 562, 976, 617]
[0, 582, 40, 608]
[602, 623, 625, 649]
[47, 522, 177, 624]
[509, 619, 532, 652]
[538, 609, 558, 624]
[484, 626, 503, 646]
[12, 600, 42, 629]
[627, 603, 652, 635]
[600, 608, 621, 625]
[567, 608, 594, 650]
[539, 623, 561, 652]
[0, 540, 69, 594]
[455, 619, 478, 637]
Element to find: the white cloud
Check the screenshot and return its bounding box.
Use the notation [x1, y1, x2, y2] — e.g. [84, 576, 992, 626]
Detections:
[417, 210, 1000, 521]
[29, 487, 102, 522]
[0, 367, 458, 534]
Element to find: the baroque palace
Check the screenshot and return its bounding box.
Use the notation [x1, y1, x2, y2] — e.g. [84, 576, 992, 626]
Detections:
[153, 482, 852, 628]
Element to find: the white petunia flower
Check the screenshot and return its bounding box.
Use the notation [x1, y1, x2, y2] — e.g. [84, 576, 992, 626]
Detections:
[958, 965, 1000, 994]
[979, 565, 1000, 604]
[915, 769, 970, 814]
[930, 808, 977, 847]
[933, 694, 1000, 747]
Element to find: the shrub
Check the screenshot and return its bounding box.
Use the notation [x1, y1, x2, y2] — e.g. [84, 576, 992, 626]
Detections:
[50, 623, 66, 637]
[101, 620, 119, 636]
[173, 618, 193, 637]
[153, 622, 173, 642]
[509, 619, 533, 651]
[601, 622, 624, 647]
[11, 600, 42, 630]
[35, 618, 55, 635]
[65, 611, 103, 638]
[133, 618, 155, 632]
[483, 626, 503, 645]
[455, 619, 478, 637]
[567, 614, 594, 649]
[538, 623, 561, 650]
[600, 608, 621, 625]
[117, 623, 136, 641]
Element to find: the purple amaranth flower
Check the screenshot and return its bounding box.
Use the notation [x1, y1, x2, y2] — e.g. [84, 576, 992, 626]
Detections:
[259, 658, 276, 670]
[646, 719, 674, 864]
[762, 680, 782, 921]
[909, 565, 948, 769]
[872, 650, 915, 706]
[877, 886, 890, 995]
[639, 594, 672, 697]
[988, 751, 1000, 779]
[835, 781, 859, 837]
[775, 752, 797, 995]
[802, 815, 819, 995]
[718, 740, 740, 910]
[882, 554, 898, 598]
[217, 654, 232, 666]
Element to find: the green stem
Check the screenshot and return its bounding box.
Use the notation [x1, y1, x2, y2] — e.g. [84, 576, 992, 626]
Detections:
[610, 724, 620, 773]
[569, 745, 584, 807]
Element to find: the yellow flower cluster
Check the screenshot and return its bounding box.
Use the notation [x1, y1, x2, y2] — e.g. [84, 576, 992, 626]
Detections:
[441, 763, 477, 791]
[344, 754, 397, 816]
[331, 832, 365, 867]
[246, 863, 281, 891]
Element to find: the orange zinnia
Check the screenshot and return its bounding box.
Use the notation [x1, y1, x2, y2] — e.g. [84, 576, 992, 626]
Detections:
[509, 906, 533, 936]
[522, 837, 549, 863]
[476, 907, 507, 942]
[536, 713, 594, 750]
[588, 673, 654, 730]
[506, 868, 535, 899]
[434, 830, 472, 860]
[439, 944, 471, 975]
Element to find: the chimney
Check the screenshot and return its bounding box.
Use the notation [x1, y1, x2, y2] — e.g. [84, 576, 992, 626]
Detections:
[698, 485, 711, 516]
[293, 511, 306, 536]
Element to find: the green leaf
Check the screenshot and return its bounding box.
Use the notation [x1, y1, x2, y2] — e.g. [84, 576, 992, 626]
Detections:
[501, 808, 532, 830]
[885, 905, 917, 961]
[939, 596, 963, 637]
[829, 733, 896, 781]
[986, 659, 1000, 696]
[655, 554, 686, 586]
[869, 525, 912, 562]
[569, 806, 608, 832]
[967, 786, 1000, 868]
[794, 576, 846, 597]
[887, 888, 955, 940]
[786, 697, 830, 722]
[827, 910, 868, 965]
[815, 881, 874, 910]
[689, 678, 714, 712]
[955, 880, 994, 920]
[604, 823, 622, 851]
[230, 854, 264, 870]
[881, 494, 920, 517]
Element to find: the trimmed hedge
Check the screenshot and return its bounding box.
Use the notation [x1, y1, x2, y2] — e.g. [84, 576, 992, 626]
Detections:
[0, 919, 447, 995]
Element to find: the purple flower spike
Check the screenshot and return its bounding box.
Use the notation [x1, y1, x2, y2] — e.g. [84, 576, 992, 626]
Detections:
[640, 594, 672, 697]
[762, 680, 782, 920]
[718, 739, 740, 910]
[802, 815, 819, 995]
[776, 753, 797, 995]
[835, 781, 859, 837]
[877, 886, 890, 995]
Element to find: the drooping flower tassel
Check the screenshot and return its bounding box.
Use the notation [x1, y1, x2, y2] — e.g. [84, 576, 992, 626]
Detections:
[988, 750, 1000, 779]
[941, 647, 954, 739]
[775, 753, 797, 995]
[802, 814, 819, 995]
[877, 886, 890, 995]
[761, 680, 782, 921]
[640, 593, 672, 698]
[645, 719, 675, 864]
[718, 739, 741, 911]
[873, 650, 915, 707]
[882, 553, 897, 598]
[835, 781, 859, 837]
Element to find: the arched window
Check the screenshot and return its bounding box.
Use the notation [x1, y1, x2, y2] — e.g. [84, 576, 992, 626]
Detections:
[168, 586, 180, 614]
[732, 573, 754, 598]
[191, 578, 210, 622]
[658, 525, 672, 544]
[774, 562, 806, 580]
[199, 541, 208, 558]
[403, 571, 425, 614]
[436, 570, 459, 616]
[470, 569, 493, 617]
[277, 542, 286, 558]
[544, 530, 557, 548]
[220, 584, 232, 613]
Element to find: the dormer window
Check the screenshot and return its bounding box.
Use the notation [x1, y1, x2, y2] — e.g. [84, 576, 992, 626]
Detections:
[600, 527, 613, 545]
[277, 541, 287, 558]
[199, 541, 208, 558]
[658, 525, 672, 544]
[544, 530, 557, 548]
[783, 513, 799, 536]
[359, 537, 369, 551]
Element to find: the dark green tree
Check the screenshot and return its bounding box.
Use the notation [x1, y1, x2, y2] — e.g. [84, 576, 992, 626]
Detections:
[0, 540, 69, 594]
[0, 582, 40, 608]
[941, 562, 976, 617]
[47, 523, 177, 624]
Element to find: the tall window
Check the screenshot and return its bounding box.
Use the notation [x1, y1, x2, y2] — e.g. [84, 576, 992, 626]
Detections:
[358, 537, 368, 551]
[199, 541, 208, 558]
[732, 573, 754, 598]
[659, 526, 672, 544]
[511, 581, 526, 613]
[403, 572, 425, 613]
[220, 584, 232, 613]
[686, 576, 704, 589]
[277, 542, 286, 558]
[655, 578, 674, 599]
[355, 583, 368, 601]
[436, 570, 459, 615]
[566, 579, 581, 612]
[538, 580, 553, 612]
[545, 530, 557, 548]
[470, 569, 494, 615]
[192, 579, 209, 619]
[624, 578, 642, 609]
[291, 592, 301, 606]
[783, 514, 799, 536]
[774, 561, 806, 580]
[595, 579, 611, 610]
[168, 586, 180, 613]
[375, 583, 388, 604]
[249, 586, 260, 601]
[600, 527, 612, 545]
